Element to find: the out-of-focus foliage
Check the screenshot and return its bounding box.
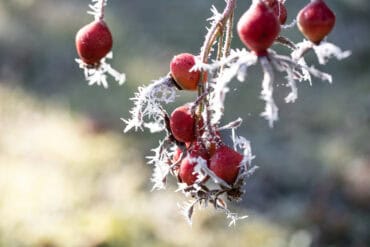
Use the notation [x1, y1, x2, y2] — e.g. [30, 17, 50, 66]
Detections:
[0, 0, 369, 246]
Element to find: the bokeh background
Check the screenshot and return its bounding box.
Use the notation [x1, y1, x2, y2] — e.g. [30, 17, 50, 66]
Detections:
[0, 0, 369, 246]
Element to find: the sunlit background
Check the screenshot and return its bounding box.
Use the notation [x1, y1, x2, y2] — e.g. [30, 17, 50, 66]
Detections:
[0, 0, 369, 246]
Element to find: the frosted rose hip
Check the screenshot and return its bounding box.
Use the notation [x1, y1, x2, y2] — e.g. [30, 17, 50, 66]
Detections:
[237, 1, 280, 56]
[170, 53, 205, 91]
[75, 20, 113, 65]
[209, 145, 243, 184]
[297, 0, 336, 44]
[170, 104, 195, 143]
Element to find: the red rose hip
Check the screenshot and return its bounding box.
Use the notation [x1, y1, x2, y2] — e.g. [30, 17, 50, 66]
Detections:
[179, 143, 209, 185]
[209, 145, 243, 185]
[237, 1, 281, 56]
[170, 104, 195, 143]
[297, 0, 336, 44]
[170, 53, 205, 91]
[75, 20, 113, 65]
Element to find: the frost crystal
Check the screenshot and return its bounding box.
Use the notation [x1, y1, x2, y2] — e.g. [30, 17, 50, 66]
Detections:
[88, 0, 107, 20]
[76, 52, 126, 88]
[122, 77, 177, 133]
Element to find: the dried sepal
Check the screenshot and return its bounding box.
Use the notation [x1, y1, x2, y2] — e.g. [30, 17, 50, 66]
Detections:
[259, 56, 279, 127]
[313, 41, 351, 65]
[122, 76, 177, 133]
[75, 52, 126, 88]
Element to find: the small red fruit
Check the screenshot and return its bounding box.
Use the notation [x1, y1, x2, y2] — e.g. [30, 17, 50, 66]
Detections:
[75, 20, 113, 65]
[170, 104, 195, 143]
[263, 0, 287, 25]
[237, 1, 281, 56]
[179, 143, 209, 185]
[297, 0, 336, 44]
[209, 145, 243, 185]
[170, 53, 206, 91]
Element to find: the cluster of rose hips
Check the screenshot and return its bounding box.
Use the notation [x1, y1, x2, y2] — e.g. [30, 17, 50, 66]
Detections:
[75, 0, 349, 225]
[169, 103, 243, 187]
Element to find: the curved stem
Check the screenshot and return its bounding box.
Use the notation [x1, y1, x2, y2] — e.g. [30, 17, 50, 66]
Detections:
[196, 0, 237, 128]
[99, 0, 105, 20]
[200, 0, 237, 64]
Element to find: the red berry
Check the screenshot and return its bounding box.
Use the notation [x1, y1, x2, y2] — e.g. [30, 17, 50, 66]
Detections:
[170, 104, 195, 143]
[170, 53, 206, 91]
[263, 0, 287, 25]
[237, 1, 281, 56]
[297, 0, 336, 45]
[75, 20, 113, 65]
[209, 145, 243, 185]
[179, 143, 209, 185]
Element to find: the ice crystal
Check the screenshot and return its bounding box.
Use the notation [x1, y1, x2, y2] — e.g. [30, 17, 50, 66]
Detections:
[87, 0, 107, 20]
[260, 56, 279, 127]
[76, 52, 126, 88]
[147, 140, 173, 191]
[122, 77, 177, 133]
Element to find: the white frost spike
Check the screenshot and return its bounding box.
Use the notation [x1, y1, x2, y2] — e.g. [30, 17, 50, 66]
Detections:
[88, 0, 107, 20]
[210, 49, 257, 124]
[76, 52, 126, 88]
[313, 41, 351, 65]
[208, 5, 222, 23]
[178, 201, 197, 225]
[147, 142, 171, 191]
[122, 77, 177, 133]
[259, 57, 279, 128]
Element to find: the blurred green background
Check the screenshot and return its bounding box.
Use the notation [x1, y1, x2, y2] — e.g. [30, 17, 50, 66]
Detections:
[0, 0, 369, 246]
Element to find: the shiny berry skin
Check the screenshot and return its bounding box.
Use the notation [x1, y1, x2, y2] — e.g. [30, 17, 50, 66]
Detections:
[75, 20, 113, 65]
[209, 145, 243, 185]
[297, 0, 336, 45]
[170, 104, 195, 143]
[237, 1, 281, 56]
[179, 143, 209, 185]
[170, 53, 205, 91]
[263, 0, 287, 25]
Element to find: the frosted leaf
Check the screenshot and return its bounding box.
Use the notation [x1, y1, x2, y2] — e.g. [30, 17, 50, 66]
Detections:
[76, 52, 126, 88]
[122, 77, 177, 133]
[259, 56, 279, 128]
[313, 41, 351, 65]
